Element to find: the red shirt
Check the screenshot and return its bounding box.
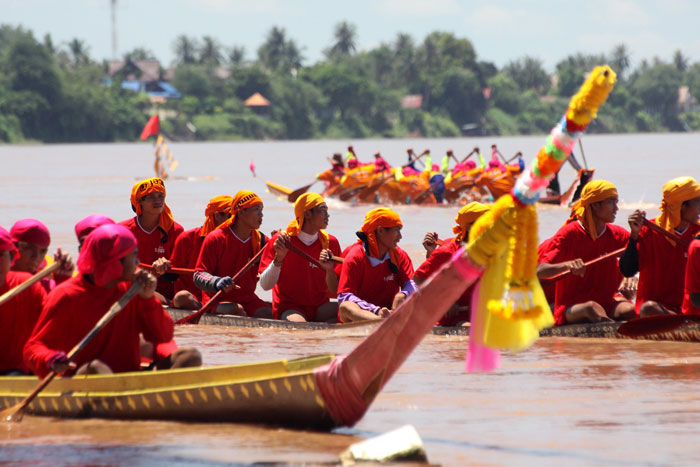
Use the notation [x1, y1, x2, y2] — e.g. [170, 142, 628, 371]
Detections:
[338, 243, 414, 309]
[415, 241, 473, 326]
[195, 227, 269, 305]
[119, 217, 184, 299]
[24, 275, 173, 378]
[682, 238, 700, 315]
[635, 219, 700, 314]
[537, 237, 556, 305]
[539, 221, 629, 325]
[259, 233, 342, 319]
[170, 226, 203, 299]
[0, 271, 46, 373]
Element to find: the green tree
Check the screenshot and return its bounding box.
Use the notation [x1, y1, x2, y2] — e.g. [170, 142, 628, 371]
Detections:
[228, 46, 246, 67]
[609, 44, 630, 80]
[124, 47, 155, 61]
[228, 65, 272, 101]
[673, 50, 688, 72]
[271, 76, 323, 138]
[488, 73, 522, 114]
[325, 21, 357, 61]
[504, 56, 550, 93]
[200, 36, 223, 65]
[257, 27, 303, 74]
[430, 68, 483, 125]
[172, 64, 213, 100]
[173, 35, 199, 64]
[67, 38, 90, 67]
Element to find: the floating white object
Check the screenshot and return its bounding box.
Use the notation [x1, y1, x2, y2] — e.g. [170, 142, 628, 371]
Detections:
[339, 425, 428, 465]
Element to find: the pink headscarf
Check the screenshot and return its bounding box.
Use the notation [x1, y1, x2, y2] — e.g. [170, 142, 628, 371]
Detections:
[0, 226, 16, 254]
[77, 224, 137, 286]
[74, 214, 115, 242]
[10, 219, 50, 248]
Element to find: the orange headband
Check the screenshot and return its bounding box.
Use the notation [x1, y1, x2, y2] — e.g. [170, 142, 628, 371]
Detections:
[453, 202, 491, 243]
[218, 190, 264, 252]
[657, 176, 700, 244]
[566, 180, 618, 240]
[286, 193, 329, 249]
[201, 195, 233, 237]
[130, 177, 174, 235]
[357, 208, 403, 264]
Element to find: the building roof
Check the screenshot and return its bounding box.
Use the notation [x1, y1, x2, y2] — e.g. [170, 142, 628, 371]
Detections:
[244, 92, 270, 107]
[108, 59, 161, 82]
[401, 95, 422, 109]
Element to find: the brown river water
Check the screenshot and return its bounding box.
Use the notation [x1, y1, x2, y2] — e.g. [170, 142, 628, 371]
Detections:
[1, 133, 700, 465]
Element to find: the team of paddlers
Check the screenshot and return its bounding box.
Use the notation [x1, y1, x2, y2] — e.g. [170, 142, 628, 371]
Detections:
[316, 144, 526, 204]
[2, 171, 700, 379]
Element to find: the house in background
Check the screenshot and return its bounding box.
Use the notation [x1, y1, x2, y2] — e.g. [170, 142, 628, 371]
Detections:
[105, 59, 182, 100]
[244, 92, 271, 116]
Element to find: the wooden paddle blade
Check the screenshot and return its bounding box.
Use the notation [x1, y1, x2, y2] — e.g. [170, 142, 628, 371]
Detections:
[266, 181, 293, 200]
[287, 182, 315, 203]
[1, 372, 56, 422]
[617, 314, 700, 337]
[339, 186, 366, 202]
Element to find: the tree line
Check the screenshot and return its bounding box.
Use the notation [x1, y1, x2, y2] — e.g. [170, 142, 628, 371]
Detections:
[1, 22, 699, 143]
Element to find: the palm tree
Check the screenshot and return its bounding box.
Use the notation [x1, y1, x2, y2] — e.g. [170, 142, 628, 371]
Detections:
[200, 36, 222, 65]
[228, 45, 246, 67]
[123, 47, 155, 61]
[173, 35, 199, 64]
[258, 27, 303, 73]
[609, 44, 631, 80]
[68, 38, 90, 66]
[326, 21, 356, 60]
[673, 49, 688, 72]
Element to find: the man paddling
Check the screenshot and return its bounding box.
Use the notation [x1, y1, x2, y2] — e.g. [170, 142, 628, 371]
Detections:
[682, 233, 700, 314]
[24, 224, 200, 378]
[194, 190, 272, 318]
[164, 195, 232, 310]
[337, 208, 416, 322]
[75, 214, 115, 249]
[414, 202, 490, 326]
[538, 180, 636, 325]
[620, 176, 700, 316]
[0, 226, 47, 375]
[119, 177, 184, 303]
[259, 193, 342, 322]
[10, 218, 74, 293]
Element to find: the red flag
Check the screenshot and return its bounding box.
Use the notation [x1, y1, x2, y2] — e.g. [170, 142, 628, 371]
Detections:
[140, 115, 160, 140]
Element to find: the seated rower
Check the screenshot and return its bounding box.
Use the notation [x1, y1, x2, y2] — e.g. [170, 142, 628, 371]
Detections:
[337, 208, 416, 323]
[373, 152, 391, 174]
[538, 180, 636, 325]
[620, 177, 700, 317]
[0, 226, 47, 376]
[119, 177, 184, 303]
[259, 193, 342, 323]
[23, 224, 200, 378]
[682, 233, 700, 314]
[346, 145, 359, 169]
[414, 202, 490, 326]
[10, 218, 74, 293]
[165, 195, 232, 310]
[194, 191, 272, 318]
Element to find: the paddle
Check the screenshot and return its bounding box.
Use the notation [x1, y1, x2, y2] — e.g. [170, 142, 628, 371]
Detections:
[540, 247, 626, 284]
[339, 185, 368, 202]
[288, 181, 317, 203]
[642, 218, 691, 248]
[460, 149, 476, 163]
[139, 263, 194, 276]
[1, 281, 143, 422]
[578, 139, 589, 170]
[284, 240, 343, 267]
[617, 314, 700, 337]
[0, 262, 60, 308]
[175, 247, 266, 325]
[413, 178, 444, 204]
[350, 153, 429, 201]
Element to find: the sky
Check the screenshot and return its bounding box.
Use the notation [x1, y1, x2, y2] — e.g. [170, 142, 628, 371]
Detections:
[5, 0, 700, 71]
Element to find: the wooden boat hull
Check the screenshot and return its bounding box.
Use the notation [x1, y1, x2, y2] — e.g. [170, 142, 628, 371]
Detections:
[0, 355, 337, 428]
[167, 308, 700, 342]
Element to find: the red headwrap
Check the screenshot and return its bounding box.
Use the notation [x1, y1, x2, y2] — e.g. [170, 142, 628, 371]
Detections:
[286, 193, 329, 249]
[74, 214, 115, 242]
[10, 219, 50, 248]
[130, 177, 175, 238]
[357, 208, 403, 270]
[0, 226, 17, 255]
[218, 191, 264, 253]
[77, 224, 137, 286]
[201, 195, 233, 237]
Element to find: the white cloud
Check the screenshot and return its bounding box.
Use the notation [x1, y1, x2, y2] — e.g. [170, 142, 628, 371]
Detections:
[377, 0, 461, 16]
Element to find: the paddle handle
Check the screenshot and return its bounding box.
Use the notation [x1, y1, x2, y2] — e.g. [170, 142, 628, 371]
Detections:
[286, 242, 343, 267]
[541, 247, 626, 283]
[0, 262, 60, 308]
[139, 263, 195, 276]
[176, 247, 266, 325]
[3, 281, 142, 421]
[642, 218, 691, 248]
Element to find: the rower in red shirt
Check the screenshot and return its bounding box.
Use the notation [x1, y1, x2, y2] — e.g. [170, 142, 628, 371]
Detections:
[620, 176, 700, 316]
[10, 218, 74, 293]
[0, 226, 47, 375]
[194, 190, 272, 318]
[538, 180, 636, 325]
[119, 177, 184, 303]
[259, 193, 342, 322]
[23, 224, 201, 378]
[682, 235, 700, 314]
[75, 214, 115, 248]
[414, 202, 490, 326]
[161, 195, 233, 310]
[337, 208, 415, 323]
